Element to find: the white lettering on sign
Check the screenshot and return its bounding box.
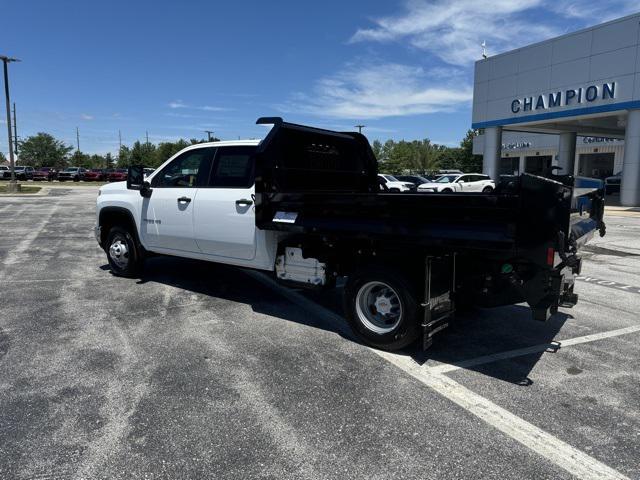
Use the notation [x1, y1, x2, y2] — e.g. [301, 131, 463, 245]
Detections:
[511, 82, 616, 114]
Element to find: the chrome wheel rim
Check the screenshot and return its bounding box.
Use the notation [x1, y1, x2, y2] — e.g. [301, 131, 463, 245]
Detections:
[109, 236, 129, 269]
[355, 281, 403, 334]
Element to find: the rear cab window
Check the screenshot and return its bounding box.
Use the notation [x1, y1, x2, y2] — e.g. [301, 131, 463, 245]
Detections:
[206, 146, 256, 188]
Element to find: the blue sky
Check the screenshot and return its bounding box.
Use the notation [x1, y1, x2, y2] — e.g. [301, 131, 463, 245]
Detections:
[1, 0, 637, 156]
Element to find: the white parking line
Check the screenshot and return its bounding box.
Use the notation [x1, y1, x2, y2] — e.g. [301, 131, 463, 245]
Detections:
[246, 271, 631, 480]
[428, 325, 640, 374]
[374, 349, 630, 480]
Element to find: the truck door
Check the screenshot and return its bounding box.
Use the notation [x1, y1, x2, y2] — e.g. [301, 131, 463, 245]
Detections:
[193, 146, 257, 260]
[141, 147, 214, 252]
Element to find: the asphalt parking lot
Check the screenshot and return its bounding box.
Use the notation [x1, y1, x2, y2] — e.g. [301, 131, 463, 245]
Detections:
[1, 187, 639, 480]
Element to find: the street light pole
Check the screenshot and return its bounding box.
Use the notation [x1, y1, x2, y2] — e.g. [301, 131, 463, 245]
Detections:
[204, 130, 214, 142]
[1, 55, 20, 191]
[12, 102, 18, 155]
[354, 124, 366, 134]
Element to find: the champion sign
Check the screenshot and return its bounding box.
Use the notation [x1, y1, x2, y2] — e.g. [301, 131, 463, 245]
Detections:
[511, 82, 616, 114]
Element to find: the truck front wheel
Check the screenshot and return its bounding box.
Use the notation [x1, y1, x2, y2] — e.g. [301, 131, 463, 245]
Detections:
[344, 267, 421, 351]
[105, 226, 143, 277]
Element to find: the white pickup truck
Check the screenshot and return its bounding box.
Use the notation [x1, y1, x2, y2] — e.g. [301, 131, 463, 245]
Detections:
[95, 118, 605, 351]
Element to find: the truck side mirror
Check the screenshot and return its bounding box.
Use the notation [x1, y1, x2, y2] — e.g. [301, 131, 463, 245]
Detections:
[127, 165, 152, 197]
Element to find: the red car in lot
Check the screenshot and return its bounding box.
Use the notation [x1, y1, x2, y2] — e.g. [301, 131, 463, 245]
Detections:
[107, 168, 128, 182]
[32, 167, 57, 181]
[84, 169, 106, 181]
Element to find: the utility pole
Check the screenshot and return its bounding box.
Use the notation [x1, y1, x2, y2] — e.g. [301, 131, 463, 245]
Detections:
[145, 130, 149, 145]
[204, 130, 214, 142]
[354, 124, 366, 134]
[1, 54, 20, 192]
[118, 129, 122, 156]
[12, 102, 17, 155]
[76, 127, 80, 152]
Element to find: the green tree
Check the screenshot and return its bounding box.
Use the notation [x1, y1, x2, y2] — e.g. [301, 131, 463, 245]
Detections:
[18, 133, 73, 169]
[70, 150, 91, 167]
[88, 154, 107, 168]
[117, 145, 132, 167]
[371, 139, 383, 160]
[153, 139, 190, 168]
[0, 151, 6, 164]
[457, 129, 483, 173]
[406, 140, 442, 174]
[104, 152, 115, 169]
[130, 141, 157, 167]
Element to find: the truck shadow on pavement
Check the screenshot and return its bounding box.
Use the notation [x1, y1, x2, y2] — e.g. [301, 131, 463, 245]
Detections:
[120, 256, 570, 386]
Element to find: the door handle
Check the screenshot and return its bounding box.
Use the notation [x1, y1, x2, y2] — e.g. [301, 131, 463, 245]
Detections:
[177, 196, 191, 204]
[236, 198, 253, 206]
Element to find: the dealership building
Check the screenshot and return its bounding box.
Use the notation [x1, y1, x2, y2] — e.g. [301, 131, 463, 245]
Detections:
[472, 13, 640, 205]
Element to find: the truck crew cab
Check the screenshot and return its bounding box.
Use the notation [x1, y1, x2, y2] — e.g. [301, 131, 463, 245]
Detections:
[95, 118, 606, 351]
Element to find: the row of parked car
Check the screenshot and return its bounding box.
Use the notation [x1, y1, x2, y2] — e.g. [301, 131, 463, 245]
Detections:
[0, 166, 155, 182]
[378, 171, 496, 193]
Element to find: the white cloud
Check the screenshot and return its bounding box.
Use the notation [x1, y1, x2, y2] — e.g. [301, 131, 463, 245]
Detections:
[285, 62, 472, 119]
[81, 113, 94, 120]
[168, 100, 187, 109]
[200, 105, 228, 112]
[350, 0, 638, 66]
[168, 100, 229, 112]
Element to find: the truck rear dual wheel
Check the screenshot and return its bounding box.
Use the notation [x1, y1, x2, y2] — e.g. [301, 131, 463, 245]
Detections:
[105, 226, 143, 277]
[344, 266, 421, 351]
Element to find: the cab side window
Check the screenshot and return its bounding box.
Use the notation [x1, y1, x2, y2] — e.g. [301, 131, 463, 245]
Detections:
[207, 146, 256, 188]
[153, 148, 214, 188]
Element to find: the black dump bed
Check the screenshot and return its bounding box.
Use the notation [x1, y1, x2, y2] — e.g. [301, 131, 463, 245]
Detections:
[253, 118, 605, 260]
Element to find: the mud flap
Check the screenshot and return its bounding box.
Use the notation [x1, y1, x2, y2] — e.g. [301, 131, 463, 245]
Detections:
[421, 255, 456, 350]
[529, 263, 580, 322]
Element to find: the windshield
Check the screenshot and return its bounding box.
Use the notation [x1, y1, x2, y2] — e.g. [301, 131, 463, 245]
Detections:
[64, 168, 79, 172]
[382, 174, 398, 182]
[435, 175, 459, 183]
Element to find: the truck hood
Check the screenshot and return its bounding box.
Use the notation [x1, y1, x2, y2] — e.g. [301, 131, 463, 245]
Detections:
[99, 181, 127, 193]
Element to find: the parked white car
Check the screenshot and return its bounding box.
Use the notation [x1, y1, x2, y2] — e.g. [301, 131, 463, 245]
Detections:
[417, 173, 495, 193]
[377, 174, 414, 192]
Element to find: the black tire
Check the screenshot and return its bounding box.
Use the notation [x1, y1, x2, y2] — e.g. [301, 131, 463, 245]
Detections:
[343, 266, 421, 351]
[105, 226, 143, 277]
[441, 188, 453, 193]
[482, 186, 494, 193]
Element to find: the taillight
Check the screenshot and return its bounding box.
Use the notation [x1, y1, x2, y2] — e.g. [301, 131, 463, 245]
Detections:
[547, 247, 555, 266]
